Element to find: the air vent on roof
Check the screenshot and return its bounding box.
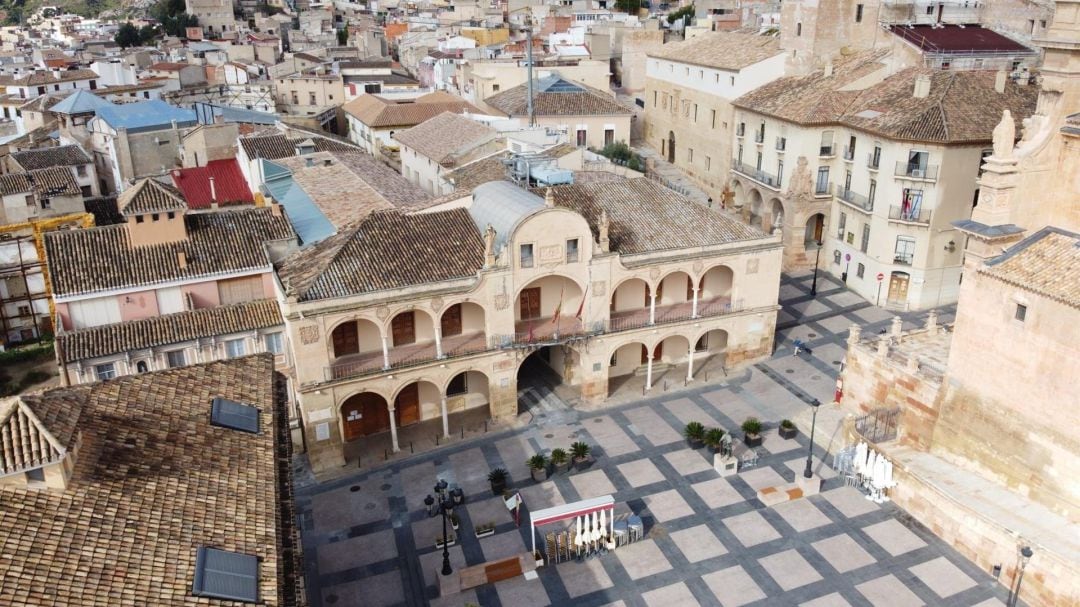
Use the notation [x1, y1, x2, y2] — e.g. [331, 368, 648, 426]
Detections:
[192, 547, 259, 603]
[210, 397, 260, 433]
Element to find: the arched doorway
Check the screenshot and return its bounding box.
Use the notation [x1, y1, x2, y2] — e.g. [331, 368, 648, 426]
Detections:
[440, 302, 487, 355]
[516, 276, 583, 341]
[517, 345, 580, 415]
[768, 198, 784, 234]
[610, 277, 650, 331]
[445, 370, 491, 417]
[667, 130, 675, 163]
[607, 341, 650, 397]
[700, 265, 734, 302]
[887, 272, 910, 305]
[748, 189, 764, 228]
[330, 318, 382, 359]
[805, 213, 825, 247]
[655, 335, 690, 365]
[389, 309, 436, 348]
[340, 392, 390, 441]
[393, 380, 440, 428]
[694, 329, 729, 369]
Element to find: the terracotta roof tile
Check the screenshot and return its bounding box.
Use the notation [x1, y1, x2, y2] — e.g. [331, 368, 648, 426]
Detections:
[0, 355, 304, 606]
[0, 167, 80, 197]
[980, 227, 1080, 309]
[485, 76, 632, 117]
[10, 69, 98, 86]
[116, 178, 188, 215]
[58, 299, 283, 361]
[647, 31, 782, 70]
[393, 111, 497, 164]
[341, 91, 483, 128]
[239, 131, 358, 160]
[10, 144, 91, 170]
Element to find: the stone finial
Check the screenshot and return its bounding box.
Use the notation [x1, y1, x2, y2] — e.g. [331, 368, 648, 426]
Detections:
[992, 109, 1016, 159]
[847, 324, 861, 346]
[772, 211, 783, 234]
[890, 316, 904, 340]
[926, 310, 938, 335]
[544, 187, 554, 207]
[876, 338, 890, 359]
[598, 209, 610, 253]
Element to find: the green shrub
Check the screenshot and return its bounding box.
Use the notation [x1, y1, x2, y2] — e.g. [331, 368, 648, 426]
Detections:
[741, 417, 763, 435]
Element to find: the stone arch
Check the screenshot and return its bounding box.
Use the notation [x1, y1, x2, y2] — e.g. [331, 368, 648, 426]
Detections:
[656, 270, 694, 305]
[748, 189, 765, 229]
[339, 391, 391, 441]
[385, 308, 437, 348]
[390, 379, 441, 428]
[767, 197, 785, 234]
[444, 369, 491, 416]
[805, 213, 825, 247]
[654, 334, 691, 365]
[439, 301, 486, 338]
[699, 264, 735, 300]
[329, 316, 383, 360]
[610, 276, 651, 313]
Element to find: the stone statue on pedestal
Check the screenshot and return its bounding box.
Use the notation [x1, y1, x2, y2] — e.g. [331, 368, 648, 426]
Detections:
[483, 223, 497, 267]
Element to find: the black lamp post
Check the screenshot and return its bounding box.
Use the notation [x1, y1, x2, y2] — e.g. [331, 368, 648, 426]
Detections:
[810, 240, 824, 296]
[803, 398, 822, 479]
[425, 479, 454, 576]
[1007, 546, 1033, 607]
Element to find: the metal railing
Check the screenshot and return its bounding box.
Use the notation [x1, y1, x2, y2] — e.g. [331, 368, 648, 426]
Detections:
[889, 204, 932, 224]
[753, 130, 765, 144]
[819, 145, 835, 157]
[836, 185, 874, 212]
[775, 137, 786, 151]
[893, 253, 914, 266]
[842, 146, 855, 161]
[736, 124, 745, 137]
[731, 159, 780, 189]
[867, 152, 881, 170]
[894, 161, 939, 181]
[814, 180, 833, 196]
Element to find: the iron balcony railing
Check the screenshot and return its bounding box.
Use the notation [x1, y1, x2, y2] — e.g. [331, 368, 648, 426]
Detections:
[814, 181, 833, 197]
[867, 152, 881, 170]
[889, 204, 932, 225]
[893, 252, 914, 266]
[775, 137, 786, 151]
[819, 145, 835, 157]
[753, 130, 765, 144]
[894, 161, 939, 181]
[835, 185, 874, 212]
[842, 146, 855, 161]
[732, 159, 781, 189]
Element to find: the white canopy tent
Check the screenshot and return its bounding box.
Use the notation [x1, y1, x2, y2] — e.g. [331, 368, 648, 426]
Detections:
[529, 495, 615, 555]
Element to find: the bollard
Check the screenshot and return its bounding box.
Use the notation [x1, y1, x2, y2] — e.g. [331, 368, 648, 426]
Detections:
[436, 434, 440, 446]
[410, 442, 414, 454]
[461, 426, 465, 439]
[484, 421, 489, 433]
[384, 449, 388, 461]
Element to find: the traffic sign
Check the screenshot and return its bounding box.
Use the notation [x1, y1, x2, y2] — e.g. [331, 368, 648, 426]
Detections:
[876, 273, 885, 281]
[845, 253, 851, 261]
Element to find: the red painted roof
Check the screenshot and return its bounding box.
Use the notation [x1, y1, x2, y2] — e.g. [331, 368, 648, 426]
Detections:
[889, 24, 1032, 54]
[170, 159, 254, 209]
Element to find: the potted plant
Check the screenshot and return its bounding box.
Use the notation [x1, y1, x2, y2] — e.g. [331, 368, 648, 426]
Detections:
[533, 550, 545, 568]
[435, 534, 456, 549]
[742, 417, 763, 448]
[684, 421, 706, 448]
[704, 427, 726, 453]
[570, 441, 592, 469]
[550, 448, 570, 473]
[475, 521, 496, 538]
[779, 419, 798, 440]
[488, 468, 509, 495]
[528, 454, 549, 482]
[449, 513, 460, 531]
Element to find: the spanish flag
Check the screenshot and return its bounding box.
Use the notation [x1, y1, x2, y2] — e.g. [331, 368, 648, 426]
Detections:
[551, 286, 564, 325]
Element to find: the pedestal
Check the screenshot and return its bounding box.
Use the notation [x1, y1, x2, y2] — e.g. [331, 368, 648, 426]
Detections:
[436, 569, 461, 597]
[714, 454, 738, 477]
[796, 474, 822, 496]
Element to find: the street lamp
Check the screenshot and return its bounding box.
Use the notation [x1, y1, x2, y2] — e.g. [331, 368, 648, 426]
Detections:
[803, 398, 822, 479]
[1007, 546, 1034, 607]
[810, 240, 824, 296]
[425, 479, 454, 576]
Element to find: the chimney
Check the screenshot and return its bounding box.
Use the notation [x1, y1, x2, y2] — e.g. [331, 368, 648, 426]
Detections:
[305, 157, 314, 168]
[913, 74, 931, 99]
[269, 200, 282, 217]
[177, 251, 188, 268]
[208, 175, 217, 208]
[823, 62, 834, 77]
[994, 70, 1007, 94]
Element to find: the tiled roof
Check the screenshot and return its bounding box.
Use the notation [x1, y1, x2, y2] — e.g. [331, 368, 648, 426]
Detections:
[484, 75, 632, 117]
[327, 150, 432, 207]
[981, 227, 1080, 309]
[734, 55, 1039, 143]
[278, 208, 484, 301]
[58, 299, 283, 361]
[10, 144, 91, 170]
[148, 61, 192, 71]
[0, 356, 304, 607]
[393, 111, 497, 164]
[0, 167, 80, 197]
[117, 178, 188, 215]
[238, 131, 358, 160]
[341, 91, 483, 128]
[272, 152, 401, 229]
[170, 159, 254, 209]
[444, 152, 510, 192]
[83, 195, 123, 225]
[45, 207, 295, 297]
[0, 391, 87, 475]
[10, 68, 98, 86]
[648, 31, 782, 70]
[551, 178, 767, 255]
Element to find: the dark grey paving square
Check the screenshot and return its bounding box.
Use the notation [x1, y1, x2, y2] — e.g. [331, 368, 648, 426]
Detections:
[321, 570, 403, 607]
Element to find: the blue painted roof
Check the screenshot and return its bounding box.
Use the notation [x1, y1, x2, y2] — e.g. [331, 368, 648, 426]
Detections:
[261, 159, 336, 246]
[94, 100, 197, 133]
[50, 89, 111, 115]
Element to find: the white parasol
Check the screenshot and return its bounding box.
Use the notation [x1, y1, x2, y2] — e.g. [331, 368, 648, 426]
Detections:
[575, 516, 584, 549]
[855, 442, 868, 474]
[599, 509, 607, 543]
[591, 511, 600, 543]
[884, 459, 894, 488]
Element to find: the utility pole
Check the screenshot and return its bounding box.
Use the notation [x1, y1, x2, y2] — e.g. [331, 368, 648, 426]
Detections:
[524, 9, 535, 127]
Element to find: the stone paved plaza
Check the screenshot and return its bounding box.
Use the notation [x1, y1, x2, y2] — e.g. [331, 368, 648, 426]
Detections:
[295, 274, 1014, 607]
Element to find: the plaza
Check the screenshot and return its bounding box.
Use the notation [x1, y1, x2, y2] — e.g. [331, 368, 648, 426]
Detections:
[294, 273, 1016, 607]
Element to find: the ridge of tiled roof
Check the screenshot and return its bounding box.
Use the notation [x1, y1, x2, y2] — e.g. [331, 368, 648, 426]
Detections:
[239, 131, 359, 160]
[484, 76, 631, 117]
[0, 390, 88, 475]
[0, 166, 80, 197]
[0, 355, 303, 606]
[58, 299, 284, 362]
[45, 207, 296, 297]
[11, 68, 98, 86]
[980, 226, 1080, 309]
[550, 178, 768, 255]
[393, 111, 497, 164]
[117, 178, 188, 215]
[278, 207, 484, 301]
[341, 91, 483, 128]
[10, 144, 91, 170]
[444, 151, 510, 192]
[647, 31, 782, 70]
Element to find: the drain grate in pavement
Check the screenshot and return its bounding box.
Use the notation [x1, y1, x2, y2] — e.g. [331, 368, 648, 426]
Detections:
[785, 369, 795, 374]
[380, 483, 392, 491]
[350, 485, 360, 492]
[833, 361, 841, 365]
[545, 434, 554, 439]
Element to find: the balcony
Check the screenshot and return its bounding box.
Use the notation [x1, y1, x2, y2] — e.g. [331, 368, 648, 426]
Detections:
[819, 145, 835, 158]
[889, 204, 932, 225]
[893, 253, 914, 266]
[775, 137, 786, 151]
[842, 146, 855, 162]
[814, 181, 833, 197]
[326, 331, 490, 381]
[867, 152, 881, 171]
[732, 159, 781, 190]
[736, 125, 746, 137]
[835, 185, 874, 212]
[894, 162, 939, 181]
[609, 296, 741, 333]
[753, 130, 765, 144]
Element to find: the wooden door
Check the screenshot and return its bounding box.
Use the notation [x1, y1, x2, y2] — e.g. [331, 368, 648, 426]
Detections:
[653, 342, 664, 361]
[395, 384, 420, 427]
[640, 344, 649, 364]
[441, 304, 462, 336]
[391, 312, 415, 345]
[520, 287, 542, 320]
[812, 215, 824, 242]
[888, 273, 910, 304]
[342, 393, 389, 441]
[332, 322, 359, 357]
[686, 276, 694, 300]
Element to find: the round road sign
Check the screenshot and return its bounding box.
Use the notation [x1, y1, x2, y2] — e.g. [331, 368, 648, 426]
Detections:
[876, 272, 885, 281]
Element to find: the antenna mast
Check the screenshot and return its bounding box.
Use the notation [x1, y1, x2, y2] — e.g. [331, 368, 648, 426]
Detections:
[525, 9, 535, 127]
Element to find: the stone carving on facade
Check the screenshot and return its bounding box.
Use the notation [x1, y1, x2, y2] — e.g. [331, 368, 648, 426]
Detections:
[540, 244, 562, 267]
[298, 324, 319, 344]
[430, 296, 444, 312]
[992, 109, 1016, 159]
[483, 223, 497, 268]
[746, 258, 759, 274]
[592, 280, 607, 297]
[598, 210, 610, 252]
[376, 305, 390, 320]
[649, 267, 661, 280]
[784, 156, 813, 201]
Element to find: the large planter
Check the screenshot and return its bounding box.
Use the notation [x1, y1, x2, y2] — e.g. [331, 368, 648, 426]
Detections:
[744, 433, 763, 448]
[687, 438, 705, 449]
[530, 467, 548, 482]
[435, 538, 456, 550]
[553, 461, 570, 474]
[779, 426, 798, 440]
[475, 527, 495, 538]
[573, 456, 593, 471]
[490, 479, 507, 495]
